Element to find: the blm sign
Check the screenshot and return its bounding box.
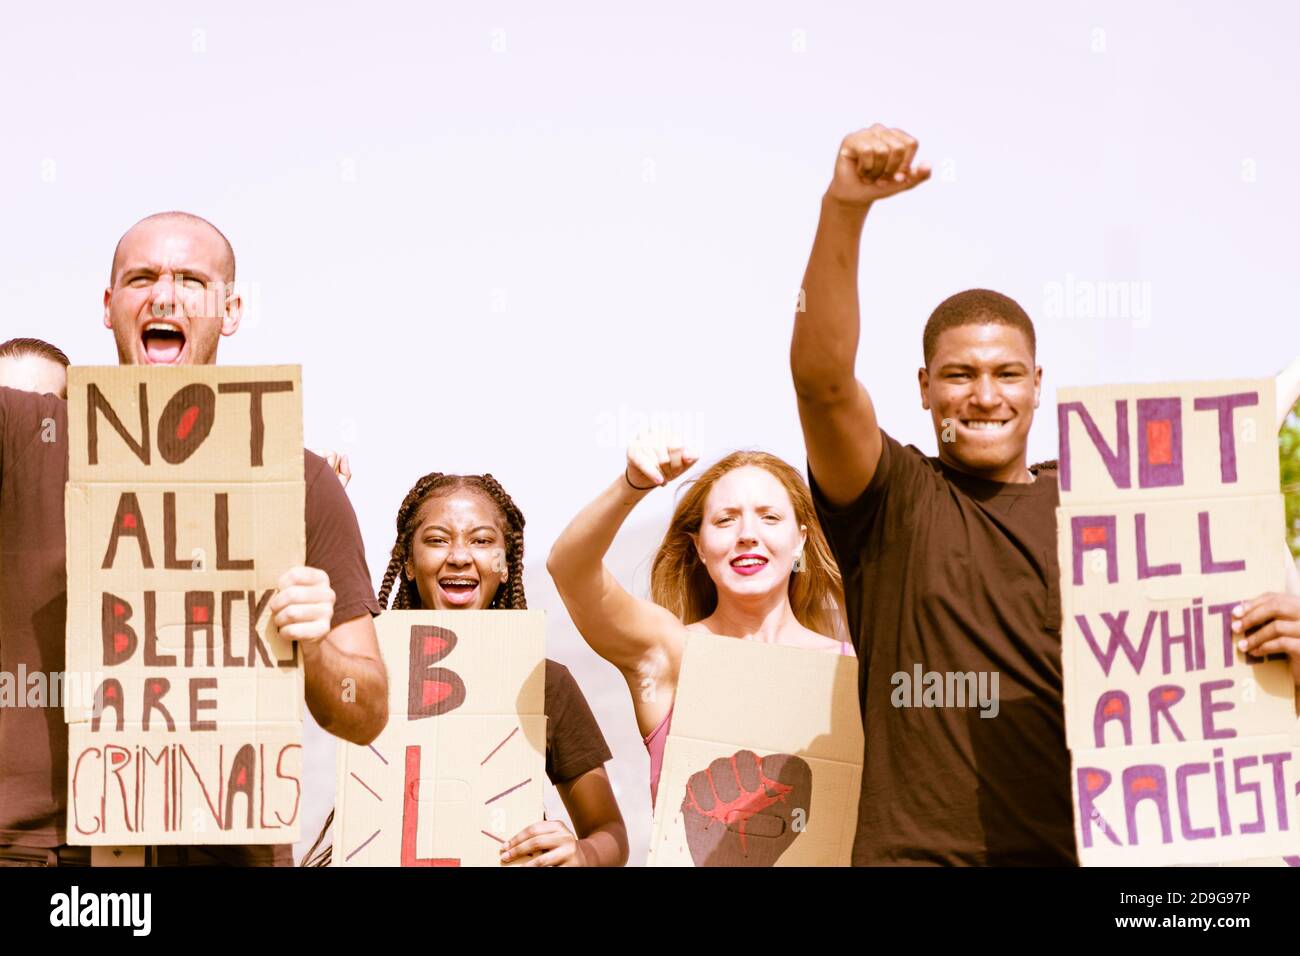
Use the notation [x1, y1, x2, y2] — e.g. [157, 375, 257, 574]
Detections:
[334, 611, 546, 866]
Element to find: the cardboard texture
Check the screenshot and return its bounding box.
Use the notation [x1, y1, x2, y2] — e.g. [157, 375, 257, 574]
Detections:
[1221, 777, 1300, 867]
[647, 633, 863, 867]
[64, 366, 305, 846]
[1058, 378, 1300, 865]
[1072, 736, 1299, 866]
[1058, 379, 1278, 504]
[1060, 496, 1295, 748]
[334, 611, 547, 867]
[67, 365, 303, 484]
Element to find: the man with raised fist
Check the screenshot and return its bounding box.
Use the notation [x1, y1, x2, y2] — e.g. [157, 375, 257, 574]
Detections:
[790, 125, 1076, 865]
[0, 212, 388, 867]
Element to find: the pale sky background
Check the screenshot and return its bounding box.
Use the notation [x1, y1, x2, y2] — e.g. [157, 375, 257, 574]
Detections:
[3, 2, 1297, 865]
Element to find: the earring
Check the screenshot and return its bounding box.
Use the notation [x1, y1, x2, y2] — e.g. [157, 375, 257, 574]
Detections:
[792, 549, 807, 573]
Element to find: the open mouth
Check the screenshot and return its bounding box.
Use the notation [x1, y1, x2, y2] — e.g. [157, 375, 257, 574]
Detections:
[141, 322, 187, 365]
[960, 419, 1011, 432]
[437, 577, 480, 606]
[729, 554, 768, 576]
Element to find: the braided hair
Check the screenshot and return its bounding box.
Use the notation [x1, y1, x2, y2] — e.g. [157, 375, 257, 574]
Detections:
[377, 472, 528, 611]
[301, 472, 527, 868]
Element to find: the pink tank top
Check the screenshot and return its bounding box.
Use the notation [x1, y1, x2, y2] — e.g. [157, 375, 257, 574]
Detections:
[643, 639, 852, 807]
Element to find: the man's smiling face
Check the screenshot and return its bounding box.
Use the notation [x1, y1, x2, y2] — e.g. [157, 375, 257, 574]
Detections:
[103, 215, 240, 367]
[918, 321, 1042, 483]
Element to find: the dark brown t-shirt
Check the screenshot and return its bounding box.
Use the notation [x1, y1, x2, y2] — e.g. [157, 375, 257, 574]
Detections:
[0, 385, 379, 865]
[810, 430, 1076, 866]
[543, 659, 612, 785]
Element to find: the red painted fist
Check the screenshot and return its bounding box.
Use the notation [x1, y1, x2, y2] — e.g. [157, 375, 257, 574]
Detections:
[680, 750, 811, 867]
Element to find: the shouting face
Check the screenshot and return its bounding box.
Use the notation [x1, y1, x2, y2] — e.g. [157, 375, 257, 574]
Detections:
[919, 322, 1041, 483]
[694, 465, 806, 603]
[103, 215, 240, 367]
[406, 491, 509, 611]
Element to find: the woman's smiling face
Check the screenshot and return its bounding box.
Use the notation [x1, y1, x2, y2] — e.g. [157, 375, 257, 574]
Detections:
[694, 465, 806, 601]
[406, 490, 508, 611]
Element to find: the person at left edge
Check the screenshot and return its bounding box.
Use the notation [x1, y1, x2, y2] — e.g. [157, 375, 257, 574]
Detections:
[0, 211, 388, 867]
[0, 337, 70, 398]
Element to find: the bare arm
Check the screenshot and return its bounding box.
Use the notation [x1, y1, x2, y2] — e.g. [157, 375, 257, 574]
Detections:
[301, 614, 387, 744]
[498, 767, 629, 867]
[556, 767, 629, 867]
[791, 125, 930, 508]
[793, 198, 883, 508]
[547, 435, 695, 676]
[271, 567, 388, 744]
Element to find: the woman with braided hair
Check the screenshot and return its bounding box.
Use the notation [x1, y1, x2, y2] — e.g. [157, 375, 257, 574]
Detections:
[307, 471, 628, 867]
[376, 471, 530, 613]
[548, 431, 852, 807]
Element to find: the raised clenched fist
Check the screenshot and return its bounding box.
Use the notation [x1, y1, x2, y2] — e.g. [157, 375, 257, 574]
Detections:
[626, 429, 698, 490]
[680, 750, 812, 867]
[827, 124, 930, 207]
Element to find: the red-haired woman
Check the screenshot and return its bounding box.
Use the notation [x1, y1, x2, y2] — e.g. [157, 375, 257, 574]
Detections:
[548, 432, 851, 805]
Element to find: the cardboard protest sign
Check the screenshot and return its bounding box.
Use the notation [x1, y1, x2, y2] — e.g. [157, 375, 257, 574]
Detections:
[1057, 378, 1300, 865]
[648, 633, 863, 867]
[64, 367, 305, 845]
[334, 611, 547, 866]
[1058, 380, 1278, 504]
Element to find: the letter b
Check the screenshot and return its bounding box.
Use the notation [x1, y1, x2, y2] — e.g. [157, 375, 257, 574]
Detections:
[102, 593, 138, 665]
[407, 626, 466, 719]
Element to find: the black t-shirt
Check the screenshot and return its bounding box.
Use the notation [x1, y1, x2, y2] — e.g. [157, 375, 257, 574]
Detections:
[544, 660, 613, 785]
[810, 429, 1076, 865]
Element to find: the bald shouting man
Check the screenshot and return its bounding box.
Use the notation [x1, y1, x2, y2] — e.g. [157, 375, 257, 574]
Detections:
[0, 212, 388, 867]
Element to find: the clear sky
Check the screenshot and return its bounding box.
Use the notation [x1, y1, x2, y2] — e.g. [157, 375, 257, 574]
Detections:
[4, 1, 1297, 864]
